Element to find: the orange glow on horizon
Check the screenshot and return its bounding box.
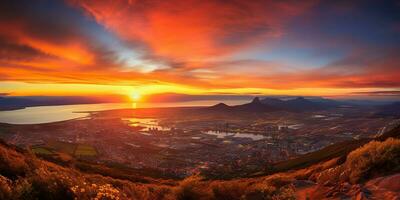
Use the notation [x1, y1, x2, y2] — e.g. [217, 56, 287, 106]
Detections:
[0, 1, 399, 99]
[1, 81, 392, 100]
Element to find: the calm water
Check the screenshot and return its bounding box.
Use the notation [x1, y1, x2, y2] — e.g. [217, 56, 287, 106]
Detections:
[0, 100, 246, 124]
[0, 103, 132, 124]
[123, 118, 171, 131]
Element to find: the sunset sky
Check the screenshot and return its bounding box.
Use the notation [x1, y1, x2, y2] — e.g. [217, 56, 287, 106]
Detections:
[0, 0, 399, 100]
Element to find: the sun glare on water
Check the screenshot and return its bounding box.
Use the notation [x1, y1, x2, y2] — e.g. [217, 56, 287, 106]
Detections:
[129, 92, 141, 109]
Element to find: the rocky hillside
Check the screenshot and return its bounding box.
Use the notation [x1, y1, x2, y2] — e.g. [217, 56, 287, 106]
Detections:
[1, 129, 400, 199]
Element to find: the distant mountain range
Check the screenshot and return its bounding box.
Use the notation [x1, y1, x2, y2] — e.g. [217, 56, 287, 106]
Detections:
[261, 96, 343, 111]
[375, 102, 400, 117]
[206, 96, 343, 113]
[1, 95, 399, 114]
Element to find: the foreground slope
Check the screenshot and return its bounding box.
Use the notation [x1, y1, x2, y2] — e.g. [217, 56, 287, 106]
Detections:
[1, 126, 400, 200]
[269, 124, 400, 173]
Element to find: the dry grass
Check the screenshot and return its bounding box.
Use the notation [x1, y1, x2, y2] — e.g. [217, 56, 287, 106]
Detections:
[0, 142, 299, 200]
[2, 138, 398, 199]
[345, 137, 400, 183]
[313, 137, 400, 185]
[172, 174, 296, 200]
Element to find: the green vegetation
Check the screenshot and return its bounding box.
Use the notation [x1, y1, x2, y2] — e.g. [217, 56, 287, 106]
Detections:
[74, 144, 97, 157]
[32, 141, 98, 158]
[47, 141, 77, 155]
[31, 147, 53, 155]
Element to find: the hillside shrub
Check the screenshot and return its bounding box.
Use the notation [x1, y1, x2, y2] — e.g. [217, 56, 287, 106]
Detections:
[345, 137, 400, 183]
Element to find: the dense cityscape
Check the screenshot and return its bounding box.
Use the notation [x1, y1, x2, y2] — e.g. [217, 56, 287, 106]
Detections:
[1, 99, 398, 179]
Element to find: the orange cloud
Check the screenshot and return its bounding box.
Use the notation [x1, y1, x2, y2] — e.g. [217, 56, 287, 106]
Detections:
[1, 0, 400, 98]
[0, 23, 94, 66]
[72, 0, 316, 61]
[19, 37, 94, 65]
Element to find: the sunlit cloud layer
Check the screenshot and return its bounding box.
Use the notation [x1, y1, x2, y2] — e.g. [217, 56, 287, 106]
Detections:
[0, 0, 399, 98]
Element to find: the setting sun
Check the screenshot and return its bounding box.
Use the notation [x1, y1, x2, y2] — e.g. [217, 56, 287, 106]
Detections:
[130, 92, 141, 102]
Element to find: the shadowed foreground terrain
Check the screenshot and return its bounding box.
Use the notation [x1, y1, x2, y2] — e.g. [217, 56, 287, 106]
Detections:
[0, 125, 399, 200]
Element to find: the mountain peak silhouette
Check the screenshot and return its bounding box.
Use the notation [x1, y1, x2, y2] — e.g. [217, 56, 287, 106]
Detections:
[251, 97, 261, 104]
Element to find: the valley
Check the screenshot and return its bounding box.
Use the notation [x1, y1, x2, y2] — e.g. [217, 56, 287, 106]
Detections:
[1, 98, 398, 180]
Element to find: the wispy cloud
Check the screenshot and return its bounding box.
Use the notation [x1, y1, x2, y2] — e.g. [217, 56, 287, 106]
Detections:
[350, 90, 400, 96]
[71, 0, 316, 62]
[0, 0, 399, 97]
